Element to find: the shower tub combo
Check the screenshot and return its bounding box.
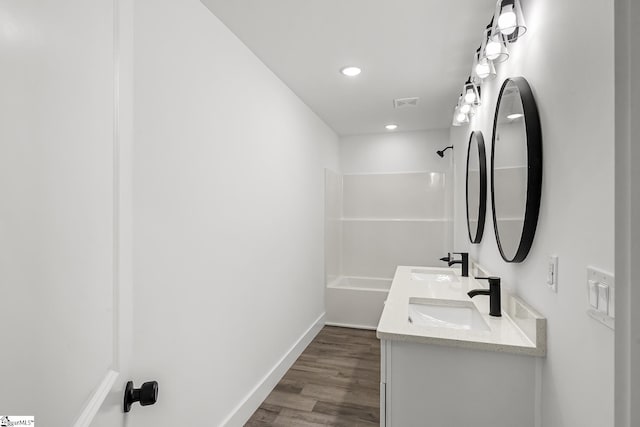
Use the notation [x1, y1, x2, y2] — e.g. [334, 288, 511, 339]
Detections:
[324, 167, 452, 330]
[325, 276, 392, 329]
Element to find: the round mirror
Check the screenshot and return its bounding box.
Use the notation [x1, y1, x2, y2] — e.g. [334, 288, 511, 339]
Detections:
[491, 77, 542, 263]
[466, 131, 487, 244]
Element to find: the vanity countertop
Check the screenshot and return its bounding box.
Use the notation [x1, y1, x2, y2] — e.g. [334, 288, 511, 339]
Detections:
[376, 266, 546, 357]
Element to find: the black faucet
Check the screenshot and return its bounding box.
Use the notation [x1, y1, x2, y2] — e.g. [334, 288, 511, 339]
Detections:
[439, 252, 469, 277]
[439, 253, 452, 263]
[468, 277, 502, 317]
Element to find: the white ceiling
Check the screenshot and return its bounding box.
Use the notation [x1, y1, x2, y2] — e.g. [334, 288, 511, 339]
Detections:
[201, 0, 497, 136]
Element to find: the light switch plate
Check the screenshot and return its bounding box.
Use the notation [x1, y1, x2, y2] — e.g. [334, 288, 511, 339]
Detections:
[586, 266, 614, 329]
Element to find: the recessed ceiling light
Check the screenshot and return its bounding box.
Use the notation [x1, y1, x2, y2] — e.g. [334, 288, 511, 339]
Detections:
[340, 66, 362, 77]
[507, 113, 524, 120]
[385, 124, 398, 131]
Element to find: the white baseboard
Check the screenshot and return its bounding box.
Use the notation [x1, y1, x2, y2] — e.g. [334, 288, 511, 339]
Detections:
[324, 321, 377, 331]
[221, 312, 325, 427]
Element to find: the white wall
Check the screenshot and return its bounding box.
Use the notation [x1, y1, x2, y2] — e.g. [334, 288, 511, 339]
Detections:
[451, 1, 614, 426]
[130, 0, 338, 426]
[340, 129, 451, 174]
[0, 1, 118, 425]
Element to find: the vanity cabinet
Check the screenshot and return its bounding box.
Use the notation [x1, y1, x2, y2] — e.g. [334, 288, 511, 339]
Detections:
[380, 338, 539, 427]
[376, 265, 546, 427]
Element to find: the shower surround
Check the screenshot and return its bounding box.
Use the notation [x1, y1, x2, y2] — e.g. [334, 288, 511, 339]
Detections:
[325, 169, 453, 329]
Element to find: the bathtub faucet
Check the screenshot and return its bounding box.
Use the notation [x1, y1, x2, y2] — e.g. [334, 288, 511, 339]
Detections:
[439, 252, 469, 277]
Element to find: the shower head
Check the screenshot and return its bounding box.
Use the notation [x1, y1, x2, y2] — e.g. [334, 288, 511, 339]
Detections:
[437, 146, 454, 158]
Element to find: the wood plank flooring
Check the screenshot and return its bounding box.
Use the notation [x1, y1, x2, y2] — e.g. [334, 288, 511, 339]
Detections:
[245, 326, 380, 427]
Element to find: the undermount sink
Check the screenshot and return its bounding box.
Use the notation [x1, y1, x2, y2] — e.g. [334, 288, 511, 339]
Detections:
[410, 269, 459, 283]
[408, 299, 490, 331]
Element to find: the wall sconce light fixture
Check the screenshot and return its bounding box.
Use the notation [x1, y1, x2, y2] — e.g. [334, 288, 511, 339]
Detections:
[450, 0, 527, 126]
[480, 23, 509, 64]
[492, 0, 527, 42]
[452, 94, 471, 126]
[463, 78, 482, 107]
[452, 107, 470, 127]
[472, 47, 497, 83]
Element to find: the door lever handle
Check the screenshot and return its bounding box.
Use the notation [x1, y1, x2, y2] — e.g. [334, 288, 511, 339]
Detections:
[124, 380, 158, 412]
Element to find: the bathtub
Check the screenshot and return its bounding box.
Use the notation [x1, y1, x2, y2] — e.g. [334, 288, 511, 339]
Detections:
[325, 276, 392, 330]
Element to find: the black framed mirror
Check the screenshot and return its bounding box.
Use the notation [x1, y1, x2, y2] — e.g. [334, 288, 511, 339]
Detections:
[491, 77, 542, 263]
[466, 131, 487, 244]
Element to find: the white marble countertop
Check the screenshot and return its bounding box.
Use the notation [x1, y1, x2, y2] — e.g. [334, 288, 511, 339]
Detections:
[376, 265, 546, 357]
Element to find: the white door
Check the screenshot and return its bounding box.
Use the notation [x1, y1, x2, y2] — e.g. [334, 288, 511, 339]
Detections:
[615, 0, 640, 425]
[0, 0, 135, 425]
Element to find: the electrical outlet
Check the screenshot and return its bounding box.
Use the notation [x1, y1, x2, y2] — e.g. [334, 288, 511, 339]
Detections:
[546, 255, 558, 292]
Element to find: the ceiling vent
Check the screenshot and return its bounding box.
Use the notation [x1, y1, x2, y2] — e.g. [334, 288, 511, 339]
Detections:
[393, 97, 420, 109]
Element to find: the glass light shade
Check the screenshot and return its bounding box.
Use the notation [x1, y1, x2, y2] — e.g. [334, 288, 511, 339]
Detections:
[476, 61, 495, 79]
[464, 91, 475, 104]
[480, 25, 509, 64]
[458, 92, 476, 117]
[462, 79, 481, 107]
[452, 97, 470, 126]
[472, 48, 497, 83]
[492, 0, 527, 42]
[452, 106, 470, 126]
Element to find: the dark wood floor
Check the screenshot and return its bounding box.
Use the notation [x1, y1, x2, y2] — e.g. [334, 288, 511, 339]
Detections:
[245, 326, 380, 427]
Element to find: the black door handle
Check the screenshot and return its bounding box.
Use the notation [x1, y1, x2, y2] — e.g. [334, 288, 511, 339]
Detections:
[124, 380, 158, 412]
